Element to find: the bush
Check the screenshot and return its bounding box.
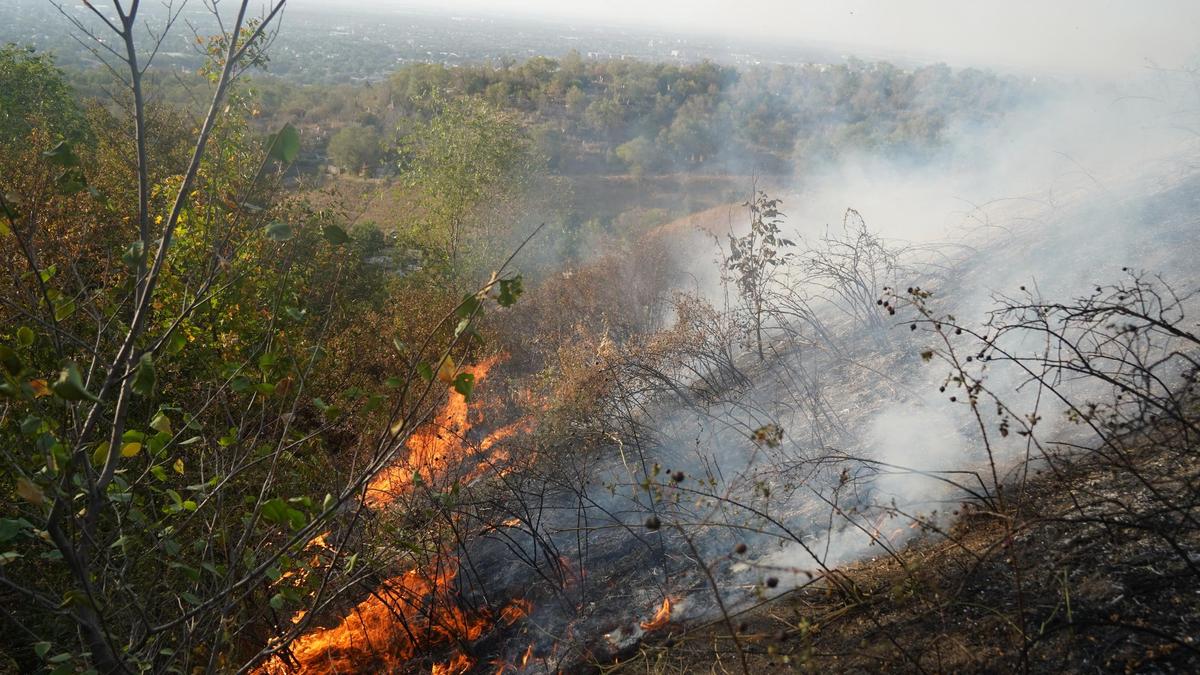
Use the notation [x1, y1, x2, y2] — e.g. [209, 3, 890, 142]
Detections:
[327, 123, 383, 173]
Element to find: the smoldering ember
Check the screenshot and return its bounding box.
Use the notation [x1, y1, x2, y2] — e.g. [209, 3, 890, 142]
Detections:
[1, 1, 1199, 673]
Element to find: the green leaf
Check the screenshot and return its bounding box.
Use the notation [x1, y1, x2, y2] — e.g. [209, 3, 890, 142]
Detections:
[362, 394, 383, 414]
[51, 363, 98, 402]
[416, 362, 433, 381]
[166, 329, 186, 355]
[497, 275, 524, 307]
[264, 222, 293, 241]
[147, 430, 170, 456]
[287, 508, 306, 530]
[452, 372, 475, 401]
[87, 183, 108, 204]
[456, 318, 484, 345]
[172, 563, 202, 582]
[17, 326, 34, 347]
[150, 411, 172, 435]
[454, 317, 472, 338]
[91, 442, 109, 467]
[132, 353, 156, 397]
[54, 168, 87, 196]
[321, 224, 351, 245]
[0, 518, 31, 543]
[20, 415, 41, 436]
[260, 498, 290, 525]
[267, 123, 301, 164]
[42, 141, 80, 168]
[0, 192, 19, 224]
[121, 240, 145, 270]
[456, 294, 483, 319]
[0, 346, 22, 375]
[53, 297, 75, 322]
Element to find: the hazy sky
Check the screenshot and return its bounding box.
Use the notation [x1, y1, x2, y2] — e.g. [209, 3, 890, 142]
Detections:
[335, 0, 1200, 77]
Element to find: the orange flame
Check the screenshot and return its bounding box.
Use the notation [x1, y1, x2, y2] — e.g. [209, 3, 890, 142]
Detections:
[499, 598, 532, 625]
[365, 356, 531, 508]
[640, 597, 673, 631]
[260, 356, 536, 674]
[490, 642, 535, 674]
[366, 358, 494, 506]
[432, 652, 474, 675]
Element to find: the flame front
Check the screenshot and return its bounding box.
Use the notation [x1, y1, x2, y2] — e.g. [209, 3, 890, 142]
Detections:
[431, 652, 474, 675]
[262, 356, 533, 674]
[267, 561, 480, 673]
[519, 644, 533, 667]
[367, 357, 506, 507]
[640, 597, 672, 632]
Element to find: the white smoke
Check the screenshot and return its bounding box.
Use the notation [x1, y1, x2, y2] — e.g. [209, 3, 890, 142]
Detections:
[661, 67, 1200, 586]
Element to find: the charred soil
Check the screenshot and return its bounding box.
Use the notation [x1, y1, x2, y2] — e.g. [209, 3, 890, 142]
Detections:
[612, 434, 1200, 673]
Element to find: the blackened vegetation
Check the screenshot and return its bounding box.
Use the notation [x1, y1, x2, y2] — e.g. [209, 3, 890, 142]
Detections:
[617, 270, 1200, 673]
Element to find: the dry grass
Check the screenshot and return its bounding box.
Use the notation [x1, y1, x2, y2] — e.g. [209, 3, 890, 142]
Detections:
[609, 436, 1200, 674]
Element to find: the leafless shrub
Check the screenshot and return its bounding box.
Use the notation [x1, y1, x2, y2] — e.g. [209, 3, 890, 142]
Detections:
[802, 208, 910, 344]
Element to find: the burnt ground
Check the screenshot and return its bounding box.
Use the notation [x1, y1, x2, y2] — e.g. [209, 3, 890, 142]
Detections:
[605, 436, 1200, 674]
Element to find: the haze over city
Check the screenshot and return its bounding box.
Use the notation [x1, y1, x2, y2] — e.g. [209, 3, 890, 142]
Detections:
[329, 0, 1200, 76]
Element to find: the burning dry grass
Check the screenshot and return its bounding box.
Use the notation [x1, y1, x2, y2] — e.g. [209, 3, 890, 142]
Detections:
[265, 560, 514, 674]
[640, 598, 674, 632]
[366, 357, 525, 507]
[260, 357, 540, 674]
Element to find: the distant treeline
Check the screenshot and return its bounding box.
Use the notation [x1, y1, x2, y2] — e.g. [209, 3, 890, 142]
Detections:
[274, 53, 1032, 175]
[63, 51, 1034, 176]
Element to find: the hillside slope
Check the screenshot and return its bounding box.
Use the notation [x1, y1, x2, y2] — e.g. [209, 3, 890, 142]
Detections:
[612, 426, 1200, 673]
